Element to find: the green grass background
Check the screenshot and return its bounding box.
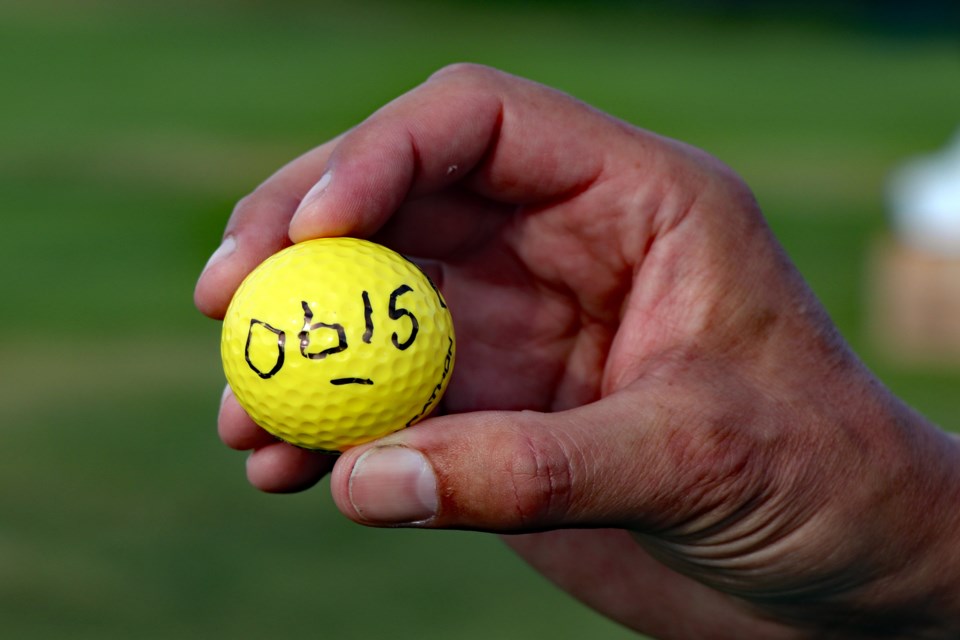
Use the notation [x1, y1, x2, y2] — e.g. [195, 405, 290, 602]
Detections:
[1, 1, 958, 638]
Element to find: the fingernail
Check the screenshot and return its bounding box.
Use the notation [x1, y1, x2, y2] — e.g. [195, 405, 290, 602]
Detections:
[219, 384, 233, 408]
[349, 445, 438, 524]
[200, 235, 236, 276]
[291, 171, 332, 226]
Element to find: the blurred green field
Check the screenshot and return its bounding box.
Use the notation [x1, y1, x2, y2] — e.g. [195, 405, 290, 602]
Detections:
[2, 1, 959, 638]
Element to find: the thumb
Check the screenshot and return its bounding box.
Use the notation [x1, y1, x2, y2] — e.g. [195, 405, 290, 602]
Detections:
[329, 389, 751, 532]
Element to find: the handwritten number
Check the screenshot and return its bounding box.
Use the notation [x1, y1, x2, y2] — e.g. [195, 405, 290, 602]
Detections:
[299, 300, 347, 359]
[244, 319, 286, 379]
[362, 291, 373, 344]
[389, 285, 419, 350]
[246, 289, 421, 379]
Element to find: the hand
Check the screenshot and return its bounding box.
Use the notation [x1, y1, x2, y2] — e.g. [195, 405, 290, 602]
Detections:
[195, 64, 960, 638]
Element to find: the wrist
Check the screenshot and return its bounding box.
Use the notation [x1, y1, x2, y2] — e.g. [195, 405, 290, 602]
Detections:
[799, 400, 960, 639]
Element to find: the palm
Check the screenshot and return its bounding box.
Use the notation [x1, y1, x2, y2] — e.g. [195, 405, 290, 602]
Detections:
[375, 190, 631, 416]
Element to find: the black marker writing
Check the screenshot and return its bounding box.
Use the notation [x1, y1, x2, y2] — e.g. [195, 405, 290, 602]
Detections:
[389, 285, 419, 350]
[402, 255, 447, 310]
[244, 319, 286, 379]
[330, 377, 374, 386]
[361, 290, 373, 344]
[299, 300, 347, 360]
[243, 285, 426, 380]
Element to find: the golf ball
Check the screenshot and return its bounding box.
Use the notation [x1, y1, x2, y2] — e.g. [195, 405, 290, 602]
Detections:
[221, 237, 455, 452]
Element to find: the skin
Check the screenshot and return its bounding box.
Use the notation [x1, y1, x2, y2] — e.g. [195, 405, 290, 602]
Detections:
[195, 64, 960, 638]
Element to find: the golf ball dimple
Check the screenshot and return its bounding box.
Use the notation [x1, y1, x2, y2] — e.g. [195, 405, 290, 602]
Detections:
[221, 237, 455, 452]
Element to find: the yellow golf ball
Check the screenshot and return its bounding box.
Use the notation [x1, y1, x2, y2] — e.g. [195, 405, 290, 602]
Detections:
[221, 237, 455, 452]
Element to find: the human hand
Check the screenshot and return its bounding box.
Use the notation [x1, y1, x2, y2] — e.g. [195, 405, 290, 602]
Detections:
[195, 64, 960, 638]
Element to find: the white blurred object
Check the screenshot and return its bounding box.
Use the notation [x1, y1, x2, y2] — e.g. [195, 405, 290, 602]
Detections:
[888, 128, 960, 257]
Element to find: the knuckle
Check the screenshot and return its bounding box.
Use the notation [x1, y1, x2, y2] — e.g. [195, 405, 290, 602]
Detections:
[226, 186, 297, 245]
[428, 62, 496, 85]
[716, 168, 761, 217]
[503, 433, 576, 528]
[232, 191, 256, 214]
[226, 190, 259, 229]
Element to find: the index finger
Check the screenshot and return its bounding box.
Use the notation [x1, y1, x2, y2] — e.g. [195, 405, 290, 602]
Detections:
[195, 63, 626, 319]
[288, 63, 617, 242]
[194, 139, 340, 318]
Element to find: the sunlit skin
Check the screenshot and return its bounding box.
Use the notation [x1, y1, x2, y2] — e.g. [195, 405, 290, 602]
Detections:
[196, 65, 960, 638]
